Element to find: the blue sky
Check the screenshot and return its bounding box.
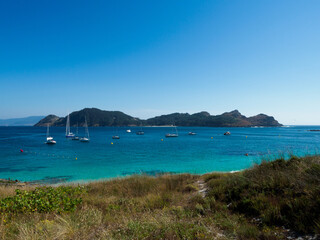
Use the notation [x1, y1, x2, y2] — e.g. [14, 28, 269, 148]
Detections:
[0, 0, 319, 124]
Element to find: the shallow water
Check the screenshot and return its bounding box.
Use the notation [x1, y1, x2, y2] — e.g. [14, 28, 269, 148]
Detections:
[0, 126, 319, 183]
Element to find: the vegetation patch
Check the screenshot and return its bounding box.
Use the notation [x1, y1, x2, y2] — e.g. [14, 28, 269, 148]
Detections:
[0, 156, 319, 239]
[0, 186, 86, 214]
[206, 155, 320, 234]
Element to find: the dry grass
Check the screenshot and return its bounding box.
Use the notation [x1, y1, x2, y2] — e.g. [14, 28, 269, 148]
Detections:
[0, 185, 35, 199]
[206, 155, 320, 235]
[0, 156, 319, 239]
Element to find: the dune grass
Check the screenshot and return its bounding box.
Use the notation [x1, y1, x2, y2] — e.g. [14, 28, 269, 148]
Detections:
[205, 155, 320, 235]
[0, 155, 319, 239]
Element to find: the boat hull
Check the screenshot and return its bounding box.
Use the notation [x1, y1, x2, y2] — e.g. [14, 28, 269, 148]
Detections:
[80, 138, 89, 142]
[165, 134, 178, 138]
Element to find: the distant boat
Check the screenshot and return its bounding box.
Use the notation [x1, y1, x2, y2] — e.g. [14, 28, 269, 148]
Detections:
[72, 123, 80, 140]
[80, 117, 90, 142]
[126, 129, 131, 133]
[136, 124, 144, 135]
[45, 124, 56, 144]
[188, 132, 197, 135]
[224, 131, 231, 136]
[112, 117, 120, 139]
[65, 114, 75, 138]
[112, 128, 120, 139]
[165, 124, 178, 138]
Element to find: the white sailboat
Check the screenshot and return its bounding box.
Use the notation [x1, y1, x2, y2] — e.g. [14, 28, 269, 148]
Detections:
[165, 124, 178, 138]
[65, 114, 75, 138]
[80, 117, 90, 142]
[72, 123, 80, 140]
[112, 117, 120, 139]
[46, 124, 56, 144]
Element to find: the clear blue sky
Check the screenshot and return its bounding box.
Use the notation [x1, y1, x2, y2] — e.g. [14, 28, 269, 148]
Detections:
[0, 0, 319, 125]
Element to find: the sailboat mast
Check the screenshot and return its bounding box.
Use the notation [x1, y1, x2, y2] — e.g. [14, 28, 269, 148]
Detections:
[66, 114, 70, 135]
[85, 117, 89, 138]
[47, 124, 49, 138]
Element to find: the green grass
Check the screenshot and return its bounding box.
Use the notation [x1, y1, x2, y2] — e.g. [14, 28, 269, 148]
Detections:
[0, 156, 319, 239]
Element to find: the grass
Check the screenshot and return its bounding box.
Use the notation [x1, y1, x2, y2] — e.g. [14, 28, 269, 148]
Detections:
[0, 155, 319, 239]
[205, 155, 320, 235]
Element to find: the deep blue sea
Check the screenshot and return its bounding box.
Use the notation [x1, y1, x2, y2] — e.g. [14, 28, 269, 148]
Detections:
[0, 126, 319, 183]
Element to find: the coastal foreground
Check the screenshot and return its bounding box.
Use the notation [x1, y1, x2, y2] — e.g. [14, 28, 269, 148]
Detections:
[0, 156, 319, 239]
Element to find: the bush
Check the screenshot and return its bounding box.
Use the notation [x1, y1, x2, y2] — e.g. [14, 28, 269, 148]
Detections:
[206, 156, 320, 234]
[0, 186, 86, 214]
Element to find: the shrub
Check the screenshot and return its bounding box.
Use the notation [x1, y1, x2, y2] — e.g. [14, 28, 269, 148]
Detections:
[206, 155, 320, 234]
[0, 186, 86, 214]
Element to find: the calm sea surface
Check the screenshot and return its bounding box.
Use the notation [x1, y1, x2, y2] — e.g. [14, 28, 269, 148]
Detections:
[0, 126, 319, 183]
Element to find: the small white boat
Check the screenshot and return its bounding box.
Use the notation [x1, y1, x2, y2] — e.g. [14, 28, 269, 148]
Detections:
[165, 124, 178, 138]
[45, 125, 56, 144]
[126, 129, 131, 133]
[72, 123, 80, 140]
[136, 124, 144, 135]
[165, 133, 178, 137]
[46, 136, 56, 144]
[112, 123, 120, 139]
[188, 132, 197, 135]
[80, 137, 89, 142]
[65, 114, 75, 138]
[80, 117, 90, 142]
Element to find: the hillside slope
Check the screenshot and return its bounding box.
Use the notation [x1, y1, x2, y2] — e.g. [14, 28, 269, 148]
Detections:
[35, 108, 282, 127]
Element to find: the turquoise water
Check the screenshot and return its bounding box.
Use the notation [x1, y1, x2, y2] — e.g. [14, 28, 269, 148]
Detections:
[0, 126, 319, 183]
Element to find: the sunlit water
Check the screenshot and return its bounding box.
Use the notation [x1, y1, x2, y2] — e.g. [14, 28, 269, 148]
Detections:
[0, 126, 319, 183]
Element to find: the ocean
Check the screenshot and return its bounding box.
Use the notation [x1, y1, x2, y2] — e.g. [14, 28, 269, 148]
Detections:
[0, 126, 319, 183]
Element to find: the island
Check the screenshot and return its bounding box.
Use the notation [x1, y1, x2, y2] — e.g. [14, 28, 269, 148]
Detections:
[35, 108, 282, 127]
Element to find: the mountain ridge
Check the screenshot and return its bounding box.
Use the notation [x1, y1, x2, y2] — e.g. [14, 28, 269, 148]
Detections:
[34, 108, 282, 127]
